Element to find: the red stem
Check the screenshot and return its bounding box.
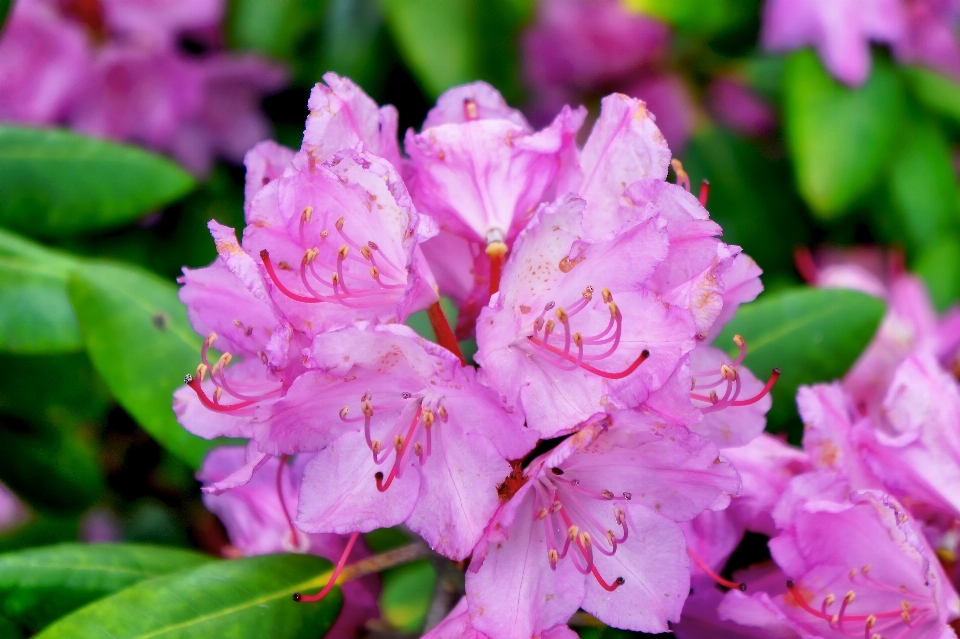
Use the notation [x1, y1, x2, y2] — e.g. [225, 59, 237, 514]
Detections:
[427, 302, 466, 366]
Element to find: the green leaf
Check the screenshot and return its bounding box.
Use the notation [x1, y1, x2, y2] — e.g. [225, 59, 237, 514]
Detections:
[716, 287, 886, 436]
[0, 0, 12, 32]
[0, 417, 104, 513]
[886, 114, 960, 251]
[0, 543, 213, 632]
[0, 127, 194, 238]
[902, 66, 960, 126]
[319, 0, 388, 91]
[67, 261, 220, 469]
[915, 235, 960, 312]
[0, 353, 111, 429]
[783, 51, 902, 219]
[34, 554, 342, 639]
[0, 516, 79, 556]
[380, 560, 436, 633]
[625, 0, 759, 35]
[0, 257, 81, 353]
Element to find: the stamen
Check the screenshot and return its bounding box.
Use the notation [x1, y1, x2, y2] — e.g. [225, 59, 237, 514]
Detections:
[671, 159, 691, 192]
[276, 455, 300, 550]
[426, 302, 467, 366]
[185, 374, 258, 412]
[261, 250, 325, 303]
[698, 179, 710, 207]
[729, 368, 780, 406]
[527, 335, 649, 379]
[687, 547, 745, 591]
[293, 531, 360, 602]
[463, 97, 479, 121]
[486, 239, 508, 297]
[376, 406, 423, 492]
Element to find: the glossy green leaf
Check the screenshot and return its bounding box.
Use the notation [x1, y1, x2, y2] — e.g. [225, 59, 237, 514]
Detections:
[67, 261, 219, 469]
[783, 51, 902, 219]
[0, 353, 111, 428]
[0, 417, 104, 513]
[903, 66, 960, 125]
[915, 235, 960, 312]
[380, 560, 436, 633]
[887, 114, 960, 251]
[0, 517, 79, 556]
[34, 554, 342, 639]
[0, 257, 81, 353]
[0, 543, 213, 632]
[0, 127, 194, 238]
[320, 0, 388, 91]
[626, 0, 759, 36]
[716, 287, 886, 435]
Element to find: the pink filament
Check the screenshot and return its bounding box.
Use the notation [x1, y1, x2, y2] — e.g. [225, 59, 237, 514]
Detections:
[686, 546, 744, 591]
[294, 531, 360, 603]
[376, 406, 423, 492]
[528, 336, 649, 379]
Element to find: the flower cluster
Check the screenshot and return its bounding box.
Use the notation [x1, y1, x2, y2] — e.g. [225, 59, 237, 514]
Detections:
[174, 73, 778, 636]
[0, 0, 286, 173]
[671, 249, 960, 639]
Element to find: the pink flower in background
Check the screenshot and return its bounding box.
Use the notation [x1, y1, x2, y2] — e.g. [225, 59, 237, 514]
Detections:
[895, 0, 960, 79]
[761, 0, 905, 86]
[199, 447, 380, 639]
[0, 482, 28, 532]
[465, 413, 740, 637]
[707, 77, 778, 137]
[0, 0, 286, 173]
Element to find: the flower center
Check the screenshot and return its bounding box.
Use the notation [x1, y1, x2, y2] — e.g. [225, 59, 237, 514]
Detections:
[524, 287, 649, 380]
[260, 208, 408, 310]
[339, 391, 449, 492]
[689, 335, 779, 412]
[532, 471, 629, 592]
[785, 565, 934, 638]
[184, 333, 282, 412]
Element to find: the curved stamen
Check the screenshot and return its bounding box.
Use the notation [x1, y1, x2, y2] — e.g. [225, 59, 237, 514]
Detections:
[293, 531, 360, 602]
[261, 250, 325, 303]
[785, 581, 910, 624]
[687, 547, 745, 591]
[375, 406, 423, 492]
[528, 336, 649, 379]
[729, 368, 780, 406]
[276, 455, 300, 550]
[185, 374, 258, 412]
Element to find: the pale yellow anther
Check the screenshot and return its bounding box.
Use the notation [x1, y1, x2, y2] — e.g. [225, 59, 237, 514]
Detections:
[602, 288, 613, 303]
[538, 508, 549, 520]
[600, 489, 614, 500]
[338, 244, 349, 260]
[567, 525, 579, 540]
[548, 549, 559, 566]
[901, 600, 910, 612]
[862, 564, 871, 574]
[423, 409, 435, 427]
[413, 442, 423, 457]
[614, 508, 625, 524]
[823, 594, 836, 606]
[582, 286, 594, 300]
[372, 440, 382, 455]
[304, 248, 319, 265]
[579, 532, 592, 547]
[335, 217, 345, 230]
[850, 568, 859, 579]
[551, 501, 563, 514]
[370, 266, 380, 280]
[606, 530, 615, 545]
[339, 406, 350, 419]
[830, 615, 839, 625]
[205, 332, 218, 347]
[332, 273, 340, 285]
[844, 591, 856, 604]
[733, 334, 745, 349]
[871, 634, 882, 639]
[573, 332, 583, 347]
[608, 301, 619, 318]
[709, 390, 719, 404]
[302, 206, 313, 223]
[901, 611, 911, 623]
[218, 352, 233, 369]
[360, 245, 372, 260]
[258, 351, 268, 365]
[438, 405, 448, 421]
[555, 307, 568, 322]
[464, 98, 479, 120]
[545, 319, 555, 334]
[362, 400, 374, 418]
[394, 435, 404, 451]
[196, 363, 208, 382]
[865, 615, 876, 630]
[720, 364, 738, 381]
[232, 319, 243, 328]
[213, 387, 223, 403]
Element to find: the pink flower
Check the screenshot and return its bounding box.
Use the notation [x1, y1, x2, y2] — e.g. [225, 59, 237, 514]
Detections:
[475, 194, 697, 437]
[707, 77, 778, 138]
[761, 0, 905, 86]
[0, 481, 28, 532]
[720, 487, 960, 639]
[97, 0, 224, 46]
[894, 0, 960, 80]
[464, 412, 740, 636]
[265, 324, 536, 560]
[198, 447, 380, 639]
[423, 598, 579, 639]
[620, 73, 698, 153]
[243, 147, 438, 334]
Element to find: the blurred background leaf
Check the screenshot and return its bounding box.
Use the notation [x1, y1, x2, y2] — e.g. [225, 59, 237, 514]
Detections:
[783, 51, 902, 219]
[67, 261, 223, 469]
[0, 128, 195, 238]
[716, 287, 886, 439]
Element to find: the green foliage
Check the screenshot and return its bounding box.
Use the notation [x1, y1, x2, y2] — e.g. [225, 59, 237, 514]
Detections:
[380, 0, 531, 100]
[886, 113, 960, 251]
[0, 128, 194, 238]
[380, 560, 436, 632]
[0, 417, 104, 513]
[0, 353, 111, 429]
[0, 258, 81, 354]
[67, 261, 221, 469]
[716, 287, 886, 437]
[903, 66, 960, 127]
[784, 51, 903, 219]
[0, 0, 10, 31]
[915, 236, 960, 313]
[33, 554, 342, 639]
[626, 0, 760, 36]
[0, 543, 212, 632]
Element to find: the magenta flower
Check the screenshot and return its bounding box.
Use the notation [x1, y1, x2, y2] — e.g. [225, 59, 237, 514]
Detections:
[706, 77, 778, 138]
[198, 447, 380, 639]
[721, 488, 960, 638]
[252, 324, 536, 560]
[243, 148, 438, 334]
[0, 481, 28, 532]
[761, 0, 905, 86]
[895, 0, 960, 80]
[423, 598, 578, 639]
[475, 193, 698, 437]
[464, 412, 740, 636]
